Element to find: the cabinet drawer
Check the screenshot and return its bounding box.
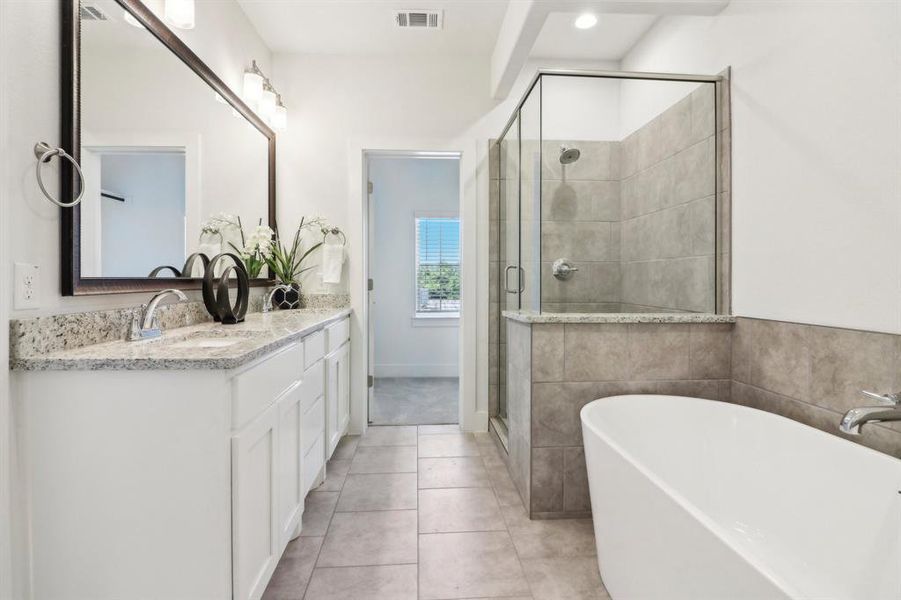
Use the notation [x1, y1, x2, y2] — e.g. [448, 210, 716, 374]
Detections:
[232, 343, 303, 430]
[303, 331, 325, 369]
[325, 317, 350, 354]
[301, 394, 324, 456]
[301, 361, 324, 403]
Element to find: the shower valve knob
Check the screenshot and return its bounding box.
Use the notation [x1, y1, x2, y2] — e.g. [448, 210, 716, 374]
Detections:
[552, 259, 579, 280]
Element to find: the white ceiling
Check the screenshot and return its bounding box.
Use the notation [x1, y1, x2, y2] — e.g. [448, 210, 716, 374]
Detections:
[236, 0, 510, 56]
[529, 12, 658, 60]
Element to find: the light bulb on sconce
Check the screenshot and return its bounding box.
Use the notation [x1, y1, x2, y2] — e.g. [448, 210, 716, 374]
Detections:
[165, 0, 195, 30]
[258, 86, 277, 122]
[242, 70, 263, 107]
[272, 98, 288, 131]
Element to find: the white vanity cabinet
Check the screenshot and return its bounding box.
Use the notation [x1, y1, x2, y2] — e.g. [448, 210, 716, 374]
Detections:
[14, 313, 349, 600]
[324, 317, 351, 456]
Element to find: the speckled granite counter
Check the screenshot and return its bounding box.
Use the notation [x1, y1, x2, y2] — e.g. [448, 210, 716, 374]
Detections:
[502, 310, 736, 324]
[11, 308, 351, 371]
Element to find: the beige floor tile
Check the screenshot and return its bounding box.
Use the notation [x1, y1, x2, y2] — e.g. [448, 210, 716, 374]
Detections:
[332, 435, 360, 460]
[337, 473, 417, 511]
[419, 424, 461, 435]
[261, 536, 323, 600]
[503, 505, 597, 559]
[300, 491, 339, 537]
[472, 432, 497, 447]
[318, 510, 417, 567]
[521, 556, 609, 600]
[479, 444, 507, 469]
[418, 433, 481, 458]
[487, 466, 525, 508]
[358, 425, 417, 447]
[349, 446, 417, 474]
[418, 457, 490, 489]
[419, 531, 532, 599]
[315, 459, 351, 492]
[419, 488, 505, 533]
[304, 564, 417, 600]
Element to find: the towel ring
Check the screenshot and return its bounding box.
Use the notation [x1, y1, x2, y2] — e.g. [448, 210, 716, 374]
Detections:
[34, 142, 85, 208]
[322, 226, 346, 246]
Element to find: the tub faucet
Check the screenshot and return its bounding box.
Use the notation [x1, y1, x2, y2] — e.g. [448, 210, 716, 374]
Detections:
[128, 289, 188, 341]
[839, 390, 901, 435]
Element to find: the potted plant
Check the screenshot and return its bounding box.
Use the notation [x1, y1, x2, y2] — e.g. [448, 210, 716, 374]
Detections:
[265, 216, 325, 309]
[199, 214, 273, 279]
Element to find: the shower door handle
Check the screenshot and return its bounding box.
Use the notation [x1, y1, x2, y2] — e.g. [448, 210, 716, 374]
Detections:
[504, 265, 518, 294]
[517, 267, 525, 293]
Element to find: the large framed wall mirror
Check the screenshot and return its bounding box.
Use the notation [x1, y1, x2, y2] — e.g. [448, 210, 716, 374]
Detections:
[61, 0, 275, 295]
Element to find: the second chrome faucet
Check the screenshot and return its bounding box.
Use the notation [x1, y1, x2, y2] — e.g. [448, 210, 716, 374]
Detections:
[839, 390, 901, 435]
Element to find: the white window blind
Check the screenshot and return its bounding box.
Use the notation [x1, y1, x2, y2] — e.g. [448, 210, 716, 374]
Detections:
[414, 215, 460, 317]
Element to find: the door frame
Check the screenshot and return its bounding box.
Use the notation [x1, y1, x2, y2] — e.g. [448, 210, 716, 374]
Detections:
[361, 149, 466, 428]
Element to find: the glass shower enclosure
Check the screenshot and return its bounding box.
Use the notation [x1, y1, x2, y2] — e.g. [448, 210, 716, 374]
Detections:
[491, 69, 727, 436]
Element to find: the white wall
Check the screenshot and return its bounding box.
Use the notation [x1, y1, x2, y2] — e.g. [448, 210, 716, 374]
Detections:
[5, 0, 272, 318]
[371, 156, 460, 378]
[621, 1, 901, 334]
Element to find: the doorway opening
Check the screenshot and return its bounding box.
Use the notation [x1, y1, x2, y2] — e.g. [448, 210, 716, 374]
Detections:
[365, 152, 462, 426]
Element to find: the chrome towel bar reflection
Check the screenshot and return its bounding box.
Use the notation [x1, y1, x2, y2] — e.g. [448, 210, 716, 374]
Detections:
[33, 141, 85, 208]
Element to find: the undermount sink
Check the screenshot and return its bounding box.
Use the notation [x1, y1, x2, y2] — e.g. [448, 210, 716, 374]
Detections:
[165, 330, 258, 349]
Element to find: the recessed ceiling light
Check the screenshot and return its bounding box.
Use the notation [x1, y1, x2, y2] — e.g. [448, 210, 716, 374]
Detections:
[574, 13, 598, 30]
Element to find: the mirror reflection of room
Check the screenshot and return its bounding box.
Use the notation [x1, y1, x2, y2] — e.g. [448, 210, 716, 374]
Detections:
[79, 0, 269, 279]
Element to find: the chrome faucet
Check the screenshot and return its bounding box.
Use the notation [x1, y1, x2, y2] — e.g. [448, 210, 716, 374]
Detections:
[262, 283, 294, 313]
[128, 289, 188, 341]
[839, 390, 901, 435]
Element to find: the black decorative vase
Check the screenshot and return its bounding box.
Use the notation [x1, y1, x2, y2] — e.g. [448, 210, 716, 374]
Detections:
[273, 283, 301, 310]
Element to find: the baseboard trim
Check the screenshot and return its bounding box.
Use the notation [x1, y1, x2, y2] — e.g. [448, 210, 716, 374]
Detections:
[374, 364, 459, 378]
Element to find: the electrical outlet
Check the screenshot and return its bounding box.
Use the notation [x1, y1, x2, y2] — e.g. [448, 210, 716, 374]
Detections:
[14, 263, 40, 310]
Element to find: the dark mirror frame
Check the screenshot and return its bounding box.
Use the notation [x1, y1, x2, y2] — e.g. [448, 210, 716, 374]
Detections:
[61, 0, 276, 295]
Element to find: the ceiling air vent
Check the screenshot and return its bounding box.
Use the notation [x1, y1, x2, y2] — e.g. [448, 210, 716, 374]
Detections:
[394, 10, 443, 30]
[80, 4, 109, 20]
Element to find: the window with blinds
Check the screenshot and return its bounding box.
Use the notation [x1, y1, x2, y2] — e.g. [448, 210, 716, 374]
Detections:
[414, 215, 460, 318]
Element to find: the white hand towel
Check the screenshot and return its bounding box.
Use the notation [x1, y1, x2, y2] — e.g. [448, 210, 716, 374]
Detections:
[321, 243, 344, 284]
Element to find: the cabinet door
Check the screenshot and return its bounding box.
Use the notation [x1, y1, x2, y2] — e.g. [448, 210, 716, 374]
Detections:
[277, 382, 304, 549]
[232, 404, 280, 600]
[337, 343, 351, 435]
[325, 352, 341, 457]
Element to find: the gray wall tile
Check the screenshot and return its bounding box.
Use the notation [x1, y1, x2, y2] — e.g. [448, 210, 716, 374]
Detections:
[530, 447, 564, 513]
[532, 324, 564, 382]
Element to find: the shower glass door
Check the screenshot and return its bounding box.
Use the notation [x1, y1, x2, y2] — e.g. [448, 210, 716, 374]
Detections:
[497, 114, 519, 428]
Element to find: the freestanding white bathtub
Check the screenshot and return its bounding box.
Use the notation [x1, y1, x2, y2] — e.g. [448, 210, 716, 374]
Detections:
[581, 395, 901, 600]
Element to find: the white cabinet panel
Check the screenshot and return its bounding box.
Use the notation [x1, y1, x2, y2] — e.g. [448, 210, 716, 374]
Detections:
[325, 317, 350, 353]
[232, 342, 303, 430]
[232, 404, 280, 600]
[276, 382, 304, 550]
[303, 331, 325, 369]
[325, 341, 351, 458]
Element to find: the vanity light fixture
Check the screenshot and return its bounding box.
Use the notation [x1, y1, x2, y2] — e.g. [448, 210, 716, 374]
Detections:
[242, 60, 287, 131]
[574, 13, 598, 29]
[164, 0, 195, 30]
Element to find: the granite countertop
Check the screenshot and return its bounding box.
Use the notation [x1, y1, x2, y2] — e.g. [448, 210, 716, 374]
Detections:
[12, 308, 352, 372]
[502, 310, 736, 324]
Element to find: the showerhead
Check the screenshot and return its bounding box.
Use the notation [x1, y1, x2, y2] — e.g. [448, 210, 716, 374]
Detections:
[559, 146, 581, 165]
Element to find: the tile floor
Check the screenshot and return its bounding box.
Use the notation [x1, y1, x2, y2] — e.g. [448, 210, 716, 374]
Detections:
[262, 426, 610, 600]
[371, 378, 459, 425]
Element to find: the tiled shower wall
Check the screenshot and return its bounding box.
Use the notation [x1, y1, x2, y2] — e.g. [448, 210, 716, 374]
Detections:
[540, 141, 622, 312]
[502, 316, 901, 519]
[619, 86, 717, 313]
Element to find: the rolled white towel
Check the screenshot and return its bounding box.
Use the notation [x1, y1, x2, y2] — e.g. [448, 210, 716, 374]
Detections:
[321, 243, 344, 284]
